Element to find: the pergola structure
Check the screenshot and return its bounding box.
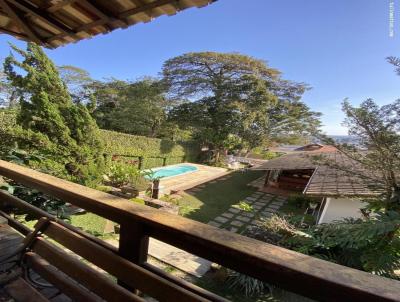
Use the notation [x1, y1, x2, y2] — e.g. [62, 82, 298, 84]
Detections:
[0, 0, 215, 48]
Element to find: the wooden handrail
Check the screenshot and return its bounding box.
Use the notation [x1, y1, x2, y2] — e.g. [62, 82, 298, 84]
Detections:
[0, 160, 399, 302]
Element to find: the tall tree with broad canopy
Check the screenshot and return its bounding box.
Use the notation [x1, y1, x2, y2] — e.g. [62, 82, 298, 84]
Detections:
[163, 52, 321, 161]
[3, 43, 103, 183]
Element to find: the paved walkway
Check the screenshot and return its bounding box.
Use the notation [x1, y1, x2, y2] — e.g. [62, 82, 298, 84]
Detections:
[149, 238, 211, 278]
[207, 191, 287, 233]
[159, 163, 228, 194]
[104, 182, 287, 277]
[105, 238, 211, 278]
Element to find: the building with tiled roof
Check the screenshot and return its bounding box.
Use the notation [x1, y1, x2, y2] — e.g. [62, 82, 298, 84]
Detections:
[253, 145, 382, 224]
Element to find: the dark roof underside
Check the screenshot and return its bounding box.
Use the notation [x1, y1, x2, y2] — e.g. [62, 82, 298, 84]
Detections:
[0, 0, 216, 48]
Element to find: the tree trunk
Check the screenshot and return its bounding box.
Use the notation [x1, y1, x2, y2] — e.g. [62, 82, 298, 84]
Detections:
[215, 150, 220, 163]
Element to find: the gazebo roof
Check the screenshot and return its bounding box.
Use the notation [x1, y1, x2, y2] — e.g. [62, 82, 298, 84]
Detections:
[254, 151, 383, 197]
[0, 0, 216, 48]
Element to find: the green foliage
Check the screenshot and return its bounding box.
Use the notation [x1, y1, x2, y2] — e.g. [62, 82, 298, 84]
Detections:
[177, 171, 264, 222]
[87, 78, 180, 139]
[1, 181, 69, 221]
[319, 97, 400, 210]
[130, 198, 146, 205]
[233, 201, 253, 212]
[246, 212, 400, 279]
[164, 52, 321, 160]
[57, 65, 93, 101]
[4, 148, 44, 166]
[227, 270, 269, 297]
[70, 213, 106, 235]
[287, 194, 316, 209]
[100, 129, 199, 168]
[3, 43, 104, 185]
[314, 212, 400, 278]
[103, 161, 140, 188]
[251, 148, 281, 160]
[261, 151, 280, 160]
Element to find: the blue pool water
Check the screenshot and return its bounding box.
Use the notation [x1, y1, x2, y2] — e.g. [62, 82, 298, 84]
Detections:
[144, 165, 198, 179]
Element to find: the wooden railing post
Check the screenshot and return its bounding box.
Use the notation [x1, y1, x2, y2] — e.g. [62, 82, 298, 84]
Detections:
[118, 222, 149, 293]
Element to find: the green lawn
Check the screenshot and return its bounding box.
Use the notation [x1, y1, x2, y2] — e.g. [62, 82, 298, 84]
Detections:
[177, 170, 264, 223]
[70, 212, 107, 235]
[17, 171, 263, 235]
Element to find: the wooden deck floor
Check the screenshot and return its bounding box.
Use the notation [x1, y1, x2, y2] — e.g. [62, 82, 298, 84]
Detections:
[0, 218, 71, 302]
[0, 218, 23, 272]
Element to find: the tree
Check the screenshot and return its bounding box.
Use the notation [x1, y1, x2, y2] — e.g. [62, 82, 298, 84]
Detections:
[107, 78, 170, 137]
[88, 78, 174, 138]
[163, 52, 321, 161]
[300, 59, 400, 278]
[57, 65, 93, 103]
[3, 43, 103, 183]
[86, 78, 129, 127]
[319, 99, 400, 212]
[0, 67, 19, 108]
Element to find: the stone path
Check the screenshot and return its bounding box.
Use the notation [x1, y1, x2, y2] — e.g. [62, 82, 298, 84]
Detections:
[148, 238, 211, 278]
[207, 192, 287, 234]
[105, 238, 211, 278]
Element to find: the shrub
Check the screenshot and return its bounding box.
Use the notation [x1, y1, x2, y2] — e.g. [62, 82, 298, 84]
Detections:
[103, 162, 140, 188]
[249, 147, 282, 160]
[261, 151, 280, 160]
[227, 270, 270, 297]
[287, 194, 316, 209]
[130, 198, 146, 205]
[233, 201, 253, 212]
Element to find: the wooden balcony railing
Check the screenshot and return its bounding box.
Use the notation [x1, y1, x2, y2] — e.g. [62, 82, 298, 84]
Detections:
[0, 160, 399, 302]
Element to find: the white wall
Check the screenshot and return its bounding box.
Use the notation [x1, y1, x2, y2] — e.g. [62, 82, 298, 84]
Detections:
[318, 197, 365, 224]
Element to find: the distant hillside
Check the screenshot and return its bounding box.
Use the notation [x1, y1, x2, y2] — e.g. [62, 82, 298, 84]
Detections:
[328, 135, 360, 145]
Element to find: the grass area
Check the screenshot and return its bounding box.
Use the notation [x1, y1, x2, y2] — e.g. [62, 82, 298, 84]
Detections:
[16, 212, 107, 236]
[177, 170, 264, 223]
[70, 212, 107, 235]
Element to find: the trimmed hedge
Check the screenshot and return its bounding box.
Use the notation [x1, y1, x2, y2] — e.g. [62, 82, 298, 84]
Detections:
[0, 109, 200, 170]
[99, 130, 200, 169]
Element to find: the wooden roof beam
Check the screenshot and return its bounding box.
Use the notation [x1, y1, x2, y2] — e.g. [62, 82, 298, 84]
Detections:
[6, 0, 76, 35]
[118, 0, 180, 19]
[78, 0, 128, 28]
[130, 0, 155, 19]
[0, 27, 28, 40]
[47, 0, 182, 43]
[0, 0, 42, 44]
[45, 0, 77, 13]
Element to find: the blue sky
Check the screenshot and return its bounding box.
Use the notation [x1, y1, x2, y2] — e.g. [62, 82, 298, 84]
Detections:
[0, 0, 399, 135]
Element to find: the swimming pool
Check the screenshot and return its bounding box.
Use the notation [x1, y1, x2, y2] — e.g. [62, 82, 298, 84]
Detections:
[144, 165, 198, 179]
